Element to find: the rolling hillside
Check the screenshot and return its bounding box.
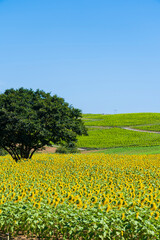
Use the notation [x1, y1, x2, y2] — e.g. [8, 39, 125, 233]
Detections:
[77, 113, 160, 152]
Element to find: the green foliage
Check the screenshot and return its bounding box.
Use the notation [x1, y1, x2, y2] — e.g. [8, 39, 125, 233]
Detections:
[77, 127, 160, 149]
[1, 202, 159, 239]
[55, 145, 69, 153]
[0, 148, 7, 156]
[56, 142, 80, 154]
[0, 88, 87, 161]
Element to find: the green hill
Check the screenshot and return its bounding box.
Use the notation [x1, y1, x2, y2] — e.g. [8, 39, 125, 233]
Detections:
[83, 112, 160, 127]
[77, 113, 160, 153]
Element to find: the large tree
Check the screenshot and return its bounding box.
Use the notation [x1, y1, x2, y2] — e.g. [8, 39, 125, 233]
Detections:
[0, 88, 87, 162]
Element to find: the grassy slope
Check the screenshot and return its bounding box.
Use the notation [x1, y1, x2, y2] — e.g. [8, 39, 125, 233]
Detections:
[96, 146, 160, 155]
[77, 127, 160, 148]
[131, 124, 160, 132]
[83, 113, 160, 126]
[78, 113, 160, 153]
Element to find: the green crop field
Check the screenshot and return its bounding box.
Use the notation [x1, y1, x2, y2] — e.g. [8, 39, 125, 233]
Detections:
[132, 124, 160, 132]
[83, 113, 160, 127]
[78, 113, 160, 150]
[77, 127, 160, 149]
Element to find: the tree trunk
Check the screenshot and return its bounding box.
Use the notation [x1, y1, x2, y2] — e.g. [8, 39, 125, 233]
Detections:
[2, 145, 42, 162]
[3, 147, 20, 162]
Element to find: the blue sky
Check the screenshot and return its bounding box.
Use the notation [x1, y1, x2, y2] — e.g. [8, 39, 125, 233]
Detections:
[0, 0, 160, 114]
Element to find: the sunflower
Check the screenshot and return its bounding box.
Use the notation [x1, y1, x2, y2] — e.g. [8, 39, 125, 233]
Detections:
[150, 202, 157, 211]
[155, 212, 159, 220]
[75, 198, 83, 208]
[106, 204, 111, 212]
[122, 213, 125, 220]
[91, 196, 98, 204]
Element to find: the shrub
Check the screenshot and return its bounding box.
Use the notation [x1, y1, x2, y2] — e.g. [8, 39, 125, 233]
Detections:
[56, 142, 80, 154]
[0, 148, 7, 156]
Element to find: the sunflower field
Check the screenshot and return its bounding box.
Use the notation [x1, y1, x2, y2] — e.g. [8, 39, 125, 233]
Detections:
[0, 154, 160, 239]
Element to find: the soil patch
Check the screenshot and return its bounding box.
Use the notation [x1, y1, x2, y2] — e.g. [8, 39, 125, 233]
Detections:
[36, 146, 57, 154]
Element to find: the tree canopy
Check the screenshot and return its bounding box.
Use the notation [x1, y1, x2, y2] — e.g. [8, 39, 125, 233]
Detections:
[0, 88, 87, 161]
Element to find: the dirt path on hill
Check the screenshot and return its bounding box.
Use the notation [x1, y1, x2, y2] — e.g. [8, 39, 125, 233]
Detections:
[87, 125, 160, 134]
[122, 127, 160, 134]
[87, 126, 112, 129]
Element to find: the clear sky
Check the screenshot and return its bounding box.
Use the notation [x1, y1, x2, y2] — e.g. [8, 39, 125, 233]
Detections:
[0, 0, 160, 114]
